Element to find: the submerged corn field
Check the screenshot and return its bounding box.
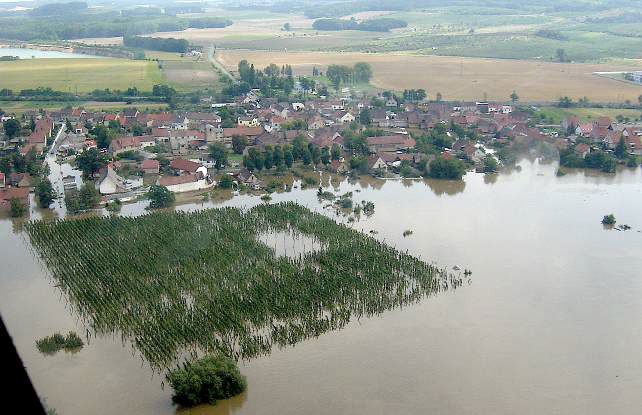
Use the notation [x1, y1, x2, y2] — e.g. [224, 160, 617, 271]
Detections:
[25, 202, 464, 370]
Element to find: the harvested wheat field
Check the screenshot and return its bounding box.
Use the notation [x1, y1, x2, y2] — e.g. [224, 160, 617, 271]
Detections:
[217, 50, 642, 102]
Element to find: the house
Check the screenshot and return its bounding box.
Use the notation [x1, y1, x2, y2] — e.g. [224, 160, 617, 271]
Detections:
[385, 97, 398, 108]
[221, 126, 264, 144]
[366, 135, 416, 153]
[624, 135, 642, 155]
[575, 143, 590, 158]
[73, 123, 87, 135]
[138, 112, 177, 128]
[292, 102, 305, 111]
[304, 113, 325, 130]
[254, 132, 287, 149]
[122, 107, 140, 120]
[561, 116, 580, 132]
[109, 136, 144, 155]
[62, 175, 78, 193]
[140, 159, 160, 175]
[169, 158, 203, 175]
[336, 111, 355, 124]
[158, 170, 212, 193]
[0, 187, 30, 211]
[238, 115, 260, 127]
[235, 169, 262, 190]
[9, 173, 33, 188]
[328, 159, 348, 174]
[594, 116, 612, 130]
[576, 123, 593, 137]
[99, 165, 128, 195]
[367, 155, 388, 171]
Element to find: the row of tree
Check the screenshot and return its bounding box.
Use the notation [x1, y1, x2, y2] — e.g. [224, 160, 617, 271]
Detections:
[312, 17, 407, 32]
[124, 36, 189, 53]
[325, 62, 373, 89]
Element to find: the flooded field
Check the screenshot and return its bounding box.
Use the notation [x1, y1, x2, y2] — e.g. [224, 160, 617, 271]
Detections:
[1, 158, 642, 414]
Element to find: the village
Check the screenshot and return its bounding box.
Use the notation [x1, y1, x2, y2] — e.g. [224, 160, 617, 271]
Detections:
[1, 89, 641, 216]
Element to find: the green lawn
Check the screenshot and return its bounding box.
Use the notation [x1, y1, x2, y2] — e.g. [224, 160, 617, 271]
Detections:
[0, 58, 163, 93]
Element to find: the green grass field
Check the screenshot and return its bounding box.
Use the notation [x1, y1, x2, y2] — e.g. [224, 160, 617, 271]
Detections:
[537, 107, 642, 124]
[0, 58, 163, 93]
[0, 100, 169, 115]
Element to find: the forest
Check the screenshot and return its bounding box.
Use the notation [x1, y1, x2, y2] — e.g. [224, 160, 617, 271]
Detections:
[0, 12, 232, 41]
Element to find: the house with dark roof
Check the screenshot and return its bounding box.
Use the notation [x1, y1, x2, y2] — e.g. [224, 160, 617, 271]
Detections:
[366, 135, 416, 153]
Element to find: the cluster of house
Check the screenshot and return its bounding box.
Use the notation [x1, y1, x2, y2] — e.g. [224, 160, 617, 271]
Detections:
[3, 92, 641, 210]
[562, 116, 642, 158]
[0, 171, 30, 212]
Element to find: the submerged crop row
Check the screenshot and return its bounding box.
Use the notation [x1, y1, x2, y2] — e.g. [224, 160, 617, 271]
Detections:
[25, 202, 464, 370]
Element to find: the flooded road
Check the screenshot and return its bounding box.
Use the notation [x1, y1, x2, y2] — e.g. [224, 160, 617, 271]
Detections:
[1, 158, 641, 415]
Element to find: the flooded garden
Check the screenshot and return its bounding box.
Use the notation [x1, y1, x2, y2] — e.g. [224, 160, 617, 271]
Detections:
[1, 158, 642, 414]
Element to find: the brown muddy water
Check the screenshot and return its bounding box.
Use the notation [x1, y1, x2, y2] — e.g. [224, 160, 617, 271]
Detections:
[1, 158, 642, 415]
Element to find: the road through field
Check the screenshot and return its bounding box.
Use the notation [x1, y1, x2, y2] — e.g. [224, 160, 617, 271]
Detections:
[216, 50, 642, 102]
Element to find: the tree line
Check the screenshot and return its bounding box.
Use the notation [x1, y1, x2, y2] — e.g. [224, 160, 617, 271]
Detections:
[0, 13, 232, 41]
[124, 36, 189, 53]
[325, 62, 373, 89]
[312, 17, 407, 32]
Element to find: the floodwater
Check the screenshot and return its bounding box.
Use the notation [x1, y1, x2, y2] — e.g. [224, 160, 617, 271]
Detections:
[0, 47, 97, 59]
[1, 158, 642, 415]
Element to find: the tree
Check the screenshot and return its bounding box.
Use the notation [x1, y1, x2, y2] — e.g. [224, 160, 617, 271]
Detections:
[208, 143, 228, 170]
[231, 135, 247, 154]
[428, 157, 467, 179]
[301, 148, 312, 165]
[284, 149, 293, 167]
[359, 108, 371, 125]
[92, 125, 113, 149]
[482, 154, 498, 173]
[556, 48, 568, 62]
[78, 182, 100, 210]
[353, 62, 373, 83]
[35, 178, 55, 208]
[558, 96, 573, 108]
[320, 147, 330, 165]
[614, 137, 627, 159]
[510, 90, 519, 103]
[166, 355, 246, 407]
[147, 185, 175, 209]
[10, 197, 26, 217]
[75, 148, 106, 178]
[272, 146, 283, 167]
[218, 174, 233, 188]
[283, 22, 291, 31]
[331, 143, 341, 161]
[601, 214, 616, 225]
[435, 92, 442, 102]
[3, 118, 21, 138]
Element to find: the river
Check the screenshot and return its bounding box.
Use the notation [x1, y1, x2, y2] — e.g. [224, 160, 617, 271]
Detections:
[1, 158, 641, 415]
[0, 47, 96, 59]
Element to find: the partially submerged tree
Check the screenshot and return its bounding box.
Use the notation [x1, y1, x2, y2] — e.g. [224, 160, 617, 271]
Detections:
[167, 355, 246, 407]
[147, 185, 175, 209]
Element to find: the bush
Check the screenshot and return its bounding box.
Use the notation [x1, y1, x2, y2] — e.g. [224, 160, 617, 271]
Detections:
[36, 331, 84, 354]
[601, 214, 616, 225]
[9, 197, 26, 217]
[167, 355, 247, 407]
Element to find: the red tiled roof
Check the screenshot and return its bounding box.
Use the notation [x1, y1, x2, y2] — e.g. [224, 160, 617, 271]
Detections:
[222, 126, 264, 137]
[366, 135, 416, 147]
[159, 174, 200, 186]
[169, 158, 202, 173]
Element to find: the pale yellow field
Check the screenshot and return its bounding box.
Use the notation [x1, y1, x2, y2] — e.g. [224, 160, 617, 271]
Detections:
[217, 50, 642, 102]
